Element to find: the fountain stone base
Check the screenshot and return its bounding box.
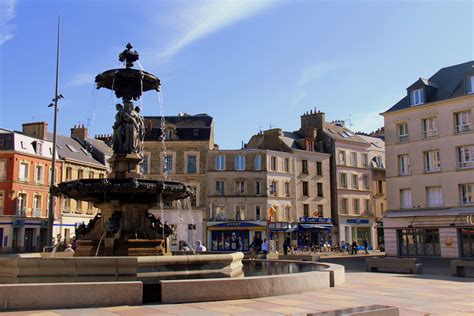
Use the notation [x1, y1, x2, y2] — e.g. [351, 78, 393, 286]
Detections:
[75, 201, 171, 257]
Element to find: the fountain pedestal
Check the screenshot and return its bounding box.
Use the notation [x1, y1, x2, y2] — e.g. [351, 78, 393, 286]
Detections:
[107, 153, 142, 179]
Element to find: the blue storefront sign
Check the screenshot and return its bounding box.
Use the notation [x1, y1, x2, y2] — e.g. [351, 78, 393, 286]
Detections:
[299, 217, 332, 224]
[213, 221, 264, 228]
[347, 219, 370, 224]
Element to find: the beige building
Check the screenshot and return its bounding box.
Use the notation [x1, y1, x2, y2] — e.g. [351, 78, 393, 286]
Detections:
[142, 113, 214, 250]
[382, 61, 474, 258]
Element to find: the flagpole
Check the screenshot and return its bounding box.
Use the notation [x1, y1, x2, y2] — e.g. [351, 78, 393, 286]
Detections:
[47, 15, 61, 248]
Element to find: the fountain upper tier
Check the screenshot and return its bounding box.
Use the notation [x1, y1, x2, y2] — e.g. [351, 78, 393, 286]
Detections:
[95, 43, 160, 101]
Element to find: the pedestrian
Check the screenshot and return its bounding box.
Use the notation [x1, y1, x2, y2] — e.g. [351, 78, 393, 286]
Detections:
[71, 237, 77, 251]
[249, 235, 263, 254]
[283, 234, 291, 255]
[195, 240, 207, 252]
[64, 244, 75, 254]
[363, 238, 369, 255]
[261, 238, 269, 254]
[236, 237, 242, 252]
[351, 240, 358, 255]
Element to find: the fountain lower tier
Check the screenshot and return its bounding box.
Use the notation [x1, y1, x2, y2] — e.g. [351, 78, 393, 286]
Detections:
[51, 178, 193, 256]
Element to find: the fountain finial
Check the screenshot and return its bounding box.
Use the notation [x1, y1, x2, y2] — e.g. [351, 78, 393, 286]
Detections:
[119, 42, 139, 68]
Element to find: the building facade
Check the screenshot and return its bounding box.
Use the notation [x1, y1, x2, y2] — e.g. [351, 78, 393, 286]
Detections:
[142, 113, 214, 250]
[382, 61, 474, 258]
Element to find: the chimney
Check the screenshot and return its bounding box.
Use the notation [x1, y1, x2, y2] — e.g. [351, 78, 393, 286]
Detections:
[300, 109, 325, 130]
[71, 124, 88, 140]
[22, 122, 48, 140]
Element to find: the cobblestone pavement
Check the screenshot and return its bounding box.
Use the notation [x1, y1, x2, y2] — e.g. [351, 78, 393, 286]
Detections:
[4, 271, 473, 316]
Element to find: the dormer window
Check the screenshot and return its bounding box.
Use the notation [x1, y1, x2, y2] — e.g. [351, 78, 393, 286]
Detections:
[410, 88, 425, 105]
[467, 76, 474, 94]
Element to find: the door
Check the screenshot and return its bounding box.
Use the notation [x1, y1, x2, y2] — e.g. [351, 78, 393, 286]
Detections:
[24, 228, 34, 252]
[39, 228, 47, 252]
[12, 228, 20, 252]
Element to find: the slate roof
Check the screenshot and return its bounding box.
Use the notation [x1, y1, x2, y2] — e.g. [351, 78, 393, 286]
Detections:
[385, 61, 474, 113]
[144, 113, 213, 141]
[323, 123, 368, 144]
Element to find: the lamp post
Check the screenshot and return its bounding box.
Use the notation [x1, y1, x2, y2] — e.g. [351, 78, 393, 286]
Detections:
[47, 16, 61, 248]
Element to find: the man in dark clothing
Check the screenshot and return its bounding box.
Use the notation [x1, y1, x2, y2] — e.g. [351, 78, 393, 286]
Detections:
[249, 236, 263, 254]
[283, 235, 291, 255]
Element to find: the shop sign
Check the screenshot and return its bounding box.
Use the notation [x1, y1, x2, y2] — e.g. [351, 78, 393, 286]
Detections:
[13, 220, 25, 228]
[347, 219, 369, 224]
[213, 222, 262, 228]
[299, 217, 332, 224]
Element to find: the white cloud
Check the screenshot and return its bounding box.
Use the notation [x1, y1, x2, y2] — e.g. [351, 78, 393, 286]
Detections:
[0, 0, 16, 45]
[297, 61, 338, 87]
[158, 0, 277, 60]
[66, 73, 96, 88]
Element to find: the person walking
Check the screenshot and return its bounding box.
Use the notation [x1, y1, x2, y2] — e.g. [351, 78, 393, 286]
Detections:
[351, 240, 358, 255]
[261, 238, 269, 254]
[363, 237, 369, 255]
[283, 234, 291, 255]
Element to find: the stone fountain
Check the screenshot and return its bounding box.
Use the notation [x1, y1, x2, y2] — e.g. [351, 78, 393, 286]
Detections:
[52, 43, 193, 256]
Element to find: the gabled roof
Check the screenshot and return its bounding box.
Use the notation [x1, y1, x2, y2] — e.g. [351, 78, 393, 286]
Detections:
[323, 123, 368, 144]
[47, 133, 106, 168]
[385, 61, 474, 113]
[144, 113, 213, 141]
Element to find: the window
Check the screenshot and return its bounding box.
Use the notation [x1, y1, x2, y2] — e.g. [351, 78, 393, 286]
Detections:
[235, 205, 245, 221]
[235, 155, 245, 171]
[302, 181, 309, 196]
[0, 191, 4, 214]
[34, 165, 43, 184]
[63, 198, 71, 212]
[317, 205, 323, 216]
[33, 194, 42, 217]
[193, 129, 199, 136]
[301, 160, 308, 174]
[340, 198, 348, 214]
[255, 155, 262, 171]
[87, 202, 93, 213]
[398, 228, 440, 257]
[362, 154, 369, 167]
[255, 181, 261, 195]
[66, 167, 72, 180]
[398, 155, 410, 175]
[374, 156, 384, 168]
[424, 150, 440, 172]
[19, 162, 28, 181]
[66, 144, 77, 152]
[18, 193, 27, 215]
[0, 160, 6, 180]
[187, 155, 197, 174]
[364, 199, 370, 214]
[284, 158, 290, 172]
[284, 182, 290, 197]
[89, 171, 94, 179]
[377, 180, 383, 194]
[363, 175, 369, 190]
[317, 182, 323, 197]
[303, 204, 309, 217]
[99, 173, 104, 179]
[36, 142, 43, 155]
[167, 130, 173, 140]
[216, 181, 225, 196]
[353, 199, 360, 214]
[316, 161, 322, 175]
[163, 155, 173, 173]
[215, 155, 225, 170]
[397, 123, 409, 142]
[339, 173, 347, 188]
[78, 169, 83, 179]
[255, 206, 261, 220]
[338, 150, 346, 165]
[352, 174, 359, 189]
[458, 145, 474, 169]
[400, 189, 413, 209]
[235, 180, 245, 195]
[350, 152, 358, 166]
[190, 186, 197, 207]
[410, 88, 424, 105]
[454, 110, 472, 133]
[467, 76, 474, 94]
[427, 187, 443, 207]
[270, 156, 277, 171]
[460, 184, 474, 205]
[270, 180, 278, 196]
[422, 117, 438, 138]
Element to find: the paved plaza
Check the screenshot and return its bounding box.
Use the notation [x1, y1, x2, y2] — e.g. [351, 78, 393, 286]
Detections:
[3, 258, 473, 316]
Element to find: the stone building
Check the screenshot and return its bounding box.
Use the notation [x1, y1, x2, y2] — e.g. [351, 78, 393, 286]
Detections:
[245, 127, 332, 252]
[294, 111, 386, 249]
[142, 113, 214, 250]
[382, 61, 474, 258]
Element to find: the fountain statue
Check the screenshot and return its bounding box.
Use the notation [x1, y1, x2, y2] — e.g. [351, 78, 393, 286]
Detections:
[51, 43, 193, 256]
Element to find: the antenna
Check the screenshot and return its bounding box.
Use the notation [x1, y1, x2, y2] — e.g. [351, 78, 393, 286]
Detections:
[346, 114, 354, 129]
[269, 122, 274, 129]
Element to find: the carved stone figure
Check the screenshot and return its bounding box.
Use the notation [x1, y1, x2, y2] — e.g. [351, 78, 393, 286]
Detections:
[111, 102, 144, 156]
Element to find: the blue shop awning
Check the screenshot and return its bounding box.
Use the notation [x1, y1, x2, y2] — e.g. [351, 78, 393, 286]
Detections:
[299, 224, 333, 229]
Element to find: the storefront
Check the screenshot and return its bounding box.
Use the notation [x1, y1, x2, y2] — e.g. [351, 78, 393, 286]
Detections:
[459, 227, 474, 258]
[207, 221, 266, 252]
[298, 217, 333, 248]
[338, 217, 376, 249]
[268, 222, 298, 252]
[0, 217, 48, 253]
[398, 228, 440, 257]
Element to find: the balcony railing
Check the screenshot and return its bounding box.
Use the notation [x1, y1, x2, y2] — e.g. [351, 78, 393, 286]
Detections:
[458, 161, 474, 169]
[398, 135, 409, 143]
[423, 130, 438, 138]
[340, 208, 348, 215]
[32, 208, 41, 217]
[455, 123, 472, 134]
[16, 209, 26, 217]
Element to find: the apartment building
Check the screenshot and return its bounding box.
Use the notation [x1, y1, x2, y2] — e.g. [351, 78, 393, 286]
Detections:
[0, 127, 62, 253]
[142, 113, 214, 249]
[382, 61, 474, 258]
[246, 127, 332, 251]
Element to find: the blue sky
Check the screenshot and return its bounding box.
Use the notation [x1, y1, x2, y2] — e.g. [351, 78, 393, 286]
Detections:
[1, 0, 472, 149]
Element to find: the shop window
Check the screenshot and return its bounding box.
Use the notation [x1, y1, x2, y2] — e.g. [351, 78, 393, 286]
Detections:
[460, 228, 474, 258]
[398, 228, 440, 257]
